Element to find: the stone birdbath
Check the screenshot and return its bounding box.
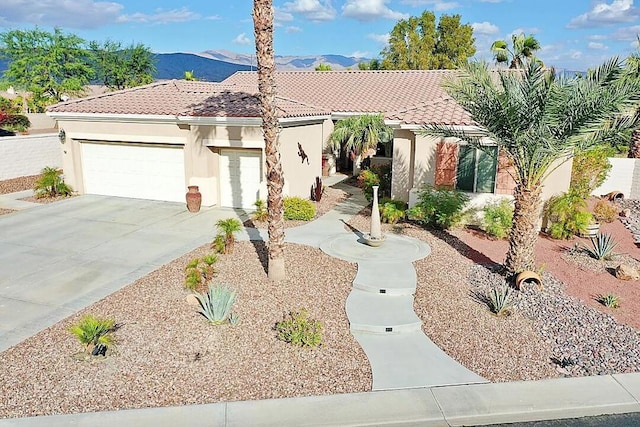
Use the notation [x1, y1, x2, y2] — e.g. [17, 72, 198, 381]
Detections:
[364, 185, 386, 247]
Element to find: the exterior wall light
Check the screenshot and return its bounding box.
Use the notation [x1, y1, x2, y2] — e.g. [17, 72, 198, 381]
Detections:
[58, 129, 66, 144]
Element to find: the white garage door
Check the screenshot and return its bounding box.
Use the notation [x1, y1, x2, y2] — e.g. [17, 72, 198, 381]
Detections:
[219, 149, 262, 209]
[81, 142, 185, 202]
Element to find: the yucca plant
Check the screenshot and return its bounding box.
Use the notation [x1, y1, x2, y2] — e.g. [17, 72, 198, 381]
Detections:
[585, 232, 617, 260]
[213, 218, 242, 254]
[597, 293, 620, 308]
[194, 283, 237, 325]
[487, 286, 512, 317]
[34, 166, 73, 198]
[69, 315, 115, 354]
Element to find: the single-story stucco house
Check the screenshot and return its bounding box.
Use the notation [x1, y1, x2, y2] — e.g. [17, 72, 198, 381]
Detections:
[46, 70, 571, 209]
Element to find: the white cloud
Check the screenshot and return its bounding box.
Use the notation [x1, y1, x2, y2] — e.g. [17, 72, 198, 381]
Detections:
[351, 51, 369, 58]
[0, 0, 123, 28]
[342, 0, 409, 22]
[285, 26, 302, 33]
[472, 21, 499, 36]
[611, 25, 640, 41]
[274, 7, 294, 22]
[282, 0, 336, 21]
[400, 0, 459, 11]
[588, 41, 608, 50]
[570, 50, 583, 59]
[567, 0, 638, 29]
[232, 33, 251, 45]
[508, 27, 540, 37]
[367, 32, 390, 45]
[118, 7, 201, 24]
[587, 34, 608, 40]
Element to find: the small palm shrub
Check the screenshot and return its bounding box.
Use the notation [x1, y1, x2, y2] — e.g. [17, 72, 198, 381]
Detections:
[69, 315, 116, 354]
[275, 309, 322, 347]
[592, 199, 618, 223]
[487, 286, 512, 317]
[597, 293, 620, 308]
[379, 199, 407, 224]
[184, 254, 218, 290]
[406, 185, 469, 230]
[194, 283, 237, 325]
[253, 199, 268, 222]
[213, 218, 242, 254]
[482, 199, 514, 239]
[34, 167, 73, 198]
[585, 233, 617, 260]
[545, 191, 592, 239]
[284, 196, 316, 220]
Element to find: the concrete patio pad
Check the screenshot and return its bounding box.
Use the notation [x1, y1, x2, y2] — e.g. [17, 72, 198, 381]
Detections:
[0, 195, 248, 352]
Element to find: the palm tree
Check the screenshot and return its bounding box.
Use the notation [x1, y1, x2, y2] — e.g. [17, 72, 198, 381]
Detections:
[491, 33, 541, 69]
[253, 0, 285, 281]
[421, 58, 640, 276]
[328, 114, 393, 165]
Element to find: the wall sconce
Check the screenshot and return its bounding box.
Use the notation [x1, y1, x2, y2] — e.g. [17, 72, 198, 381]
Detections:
[58, 129, 66, 144]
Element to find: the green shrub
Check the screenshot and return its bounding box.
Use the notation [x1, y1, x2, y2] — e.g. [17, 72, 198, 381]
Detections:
[0, 113, 30, 132]
[592, 199, 618, 223]
[253, 199, 268, 222]
[570, 146, 614, 199]
[545, 191, 592, 239]
[194, 283, 237, 325]
[482, 199, 514, 239]
[184, 254, 218, 290]
[379, 198, 407, 224]
[597, 293, 620, 308]
[275, 309, 322, 347]
[585, 233, 617, 260]
[357, 164, 391, 201]
[406, 185, 469, 230]
[212, 218, 242, 254]
[69, 315, 115, 354]
[284, 196, 315, 221]
[34, 166, 73, 198]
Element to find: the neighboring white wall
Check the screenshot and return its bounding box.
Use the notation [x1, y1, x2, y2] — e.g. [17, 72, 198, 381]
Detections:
[26, 113, 56, 130]
[592, 158, 636, 198]
[0, 133, 61, 180]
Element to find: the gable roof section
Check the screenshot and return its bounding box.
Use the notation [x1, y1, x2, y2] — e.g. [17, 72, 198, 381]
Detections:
[47, 80, 329, 119]
[222, 70, 474, 126]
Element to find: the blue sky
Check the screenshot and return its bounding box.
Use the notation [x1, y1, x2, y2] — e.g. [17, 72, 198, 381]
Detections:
[1, 1, 640, 70]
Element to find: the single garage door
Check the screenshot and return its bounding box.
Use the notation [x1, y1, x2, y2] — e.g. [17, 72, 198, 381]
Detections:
[219, 149, 262, 209]
[81, 142, 185, 202]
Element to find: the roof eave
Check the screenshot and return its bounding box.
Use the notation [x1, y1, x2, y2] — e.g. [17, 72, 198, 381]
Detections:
[46, 112, 178, 124]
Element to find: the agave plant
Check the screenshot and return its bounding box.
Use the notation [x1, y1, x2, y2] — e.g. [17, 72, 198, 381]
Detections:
[585, 232, 617, 260]
[194, 283, 237, 325]
[488, 286, 512, 317]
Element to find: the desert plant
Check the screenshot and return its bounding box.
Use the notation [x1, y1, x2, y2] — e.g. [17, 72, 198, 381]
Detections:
[487, 286, 512, 316]
[585, 232, 617, 260]
[253, 199, 268, 222]
[275, 309, 323, 347]
[592, 199, 618, 223]
[597, 293, 620, 308]
[69, 315, 116, 354]
[310, 176, 323, 202]
[357, 168, 380, 202]
[0, 113, 30, 132]
[380, 198, 407, 224]
[184, 255, 217, 290]
[283, 196, 316, 221]
[570, 146, 614, 199]
[482, 199, 514, 239]
[406, 185, 469, 229]
[34, 166, 73, 198]
[213, 218, 242, 254]
[545, 191, 592, 239]
[194, 283, 237, 325]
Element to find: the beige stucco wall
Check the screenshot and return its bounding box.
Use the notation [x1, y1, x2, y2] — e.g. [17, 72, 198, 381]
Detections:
[279, 122, 324, 198]
[541, 157, 573, 201]
[391, 130, 415, 201]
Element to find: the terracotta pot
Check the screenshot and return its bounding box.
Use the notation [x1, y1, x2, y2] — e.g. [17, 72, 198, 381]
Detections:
[515, 270, 542, 291]
[186, 185, 202, 213]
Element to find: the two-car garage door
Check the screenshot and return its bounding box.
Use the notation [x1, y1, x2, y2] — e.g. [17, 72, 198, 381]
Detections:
[81, 142, 186, 203]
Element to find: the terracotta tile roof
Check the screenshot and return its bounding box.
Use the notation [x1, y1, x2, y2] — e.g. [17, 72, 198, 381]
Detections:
[222, 70, 475, 126]
[47, 80, 329, 119]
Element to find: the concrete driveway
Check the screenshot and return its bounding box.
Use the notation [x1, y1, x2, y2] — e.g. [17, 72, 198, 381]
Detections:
[0, 195, 249, 352]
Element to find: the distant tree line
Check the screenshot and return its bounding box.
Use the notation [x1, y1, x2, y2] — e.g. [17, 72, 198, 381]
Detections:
[0, 27, 156, 112]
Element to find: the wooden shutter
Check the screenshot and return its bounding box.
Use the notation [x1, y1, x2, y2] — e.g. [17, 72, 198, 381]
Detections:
[434, 141, 459, 190]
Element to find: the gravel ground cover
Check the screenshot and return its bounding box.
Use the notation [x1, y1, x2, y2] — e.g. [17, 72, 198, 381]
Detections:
[2, 182, 640, 418]
[0, 175, 38, 195]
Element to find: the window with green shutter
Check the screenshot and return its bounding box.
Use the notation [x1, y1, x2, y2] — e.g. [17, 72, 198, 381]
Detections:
[455, 146, 497, 193]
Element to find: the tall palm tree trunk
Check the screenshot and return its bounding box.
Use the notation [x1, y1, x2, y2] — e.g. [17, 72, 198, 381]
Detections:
[504, 184, 542, 275]
[253, 0, 285, 281]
